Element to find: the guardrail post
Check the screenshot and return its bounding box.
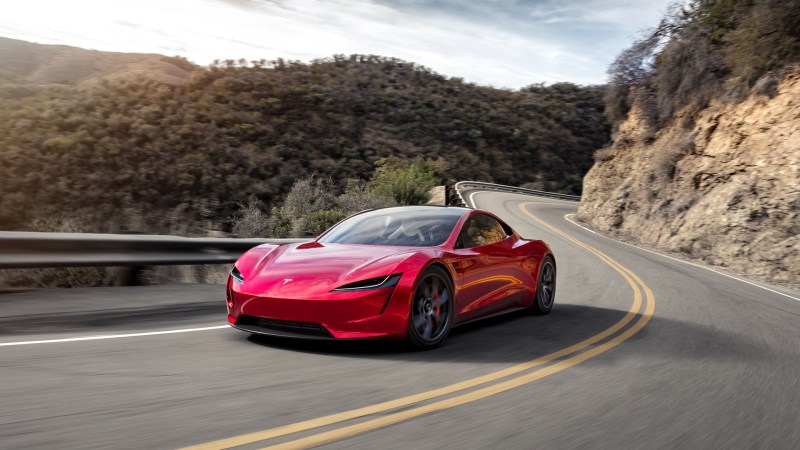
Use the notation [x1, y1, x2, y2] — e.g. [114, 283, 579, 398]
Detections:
[447, 182, 466, 207]
[116, 265, 146, 286]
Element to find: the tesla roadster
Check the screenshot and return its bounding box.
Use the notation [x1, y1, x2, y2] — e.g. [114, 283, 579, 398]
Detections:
[226, 205, 556, 349]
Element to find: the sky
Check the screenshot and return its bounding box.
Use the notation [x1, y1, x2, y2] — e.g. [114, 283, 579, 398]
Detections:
[0, 0, 673, 88]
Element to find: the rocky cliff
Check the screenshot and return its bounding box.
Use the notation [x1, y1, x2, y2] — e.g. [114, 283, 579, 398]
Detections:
[578, 69, 800, 286]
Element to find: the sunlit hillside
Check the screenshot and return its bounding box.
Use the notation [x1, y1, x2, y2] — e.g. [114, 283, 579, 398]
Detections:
[0, 37, 194, 97]
[0, 45, 610, 234]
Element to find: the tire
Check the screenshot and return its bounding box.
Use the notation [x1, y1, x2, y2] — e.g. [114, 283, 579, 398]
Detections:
[406, 266, 454, 350]
[530, 256, 556, 315]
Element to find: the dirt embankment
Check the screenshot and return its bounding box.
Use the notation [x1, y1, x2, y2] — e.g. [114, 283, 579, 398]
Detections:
[579, 70, 800, 286]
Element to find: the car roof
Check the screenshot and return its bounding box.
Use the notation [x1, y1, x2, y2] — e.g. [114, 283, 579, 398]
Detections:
[344, 205, 471, 219]
[374, 205, 472, 212]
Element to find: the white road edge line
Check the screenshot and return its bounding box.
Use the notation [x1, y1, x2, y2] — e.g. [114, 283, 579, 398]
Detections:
[468, 190, 573, 209]
[468, 191, 480, 207]
[563, 213, 800, 303]
[0, 325, 230, 347]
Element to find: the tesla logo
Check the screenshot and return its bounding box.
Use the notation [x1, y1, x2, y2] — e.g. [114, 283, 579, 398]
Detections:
[283, 278, 293, 285]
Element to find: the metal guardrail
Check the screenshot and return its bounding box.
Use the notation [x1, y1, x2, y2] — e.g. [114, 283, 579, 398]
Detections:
[0, 181, 575, 271]
[453, 181, 580, 207]
[0, 231, 306, 269]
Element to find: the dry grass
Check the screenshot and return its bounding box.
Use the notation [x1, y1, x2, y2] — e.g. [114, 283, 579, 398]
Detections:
[0, 36, 194, 88]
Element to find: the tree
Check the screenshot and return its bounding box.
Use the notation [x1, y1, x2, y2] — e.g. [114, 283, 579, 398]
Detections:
[606, 0, 800, 128]
[231, 197, 269, 237]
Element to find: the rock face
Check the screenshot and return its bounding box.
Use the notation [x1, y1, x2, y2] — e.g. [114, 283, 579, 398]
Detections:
[579, 70, 800, 285]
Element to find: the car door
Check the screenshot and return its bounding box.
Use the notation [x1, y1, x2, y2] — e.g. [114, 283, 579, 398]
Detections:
[450, 213, 528, 324]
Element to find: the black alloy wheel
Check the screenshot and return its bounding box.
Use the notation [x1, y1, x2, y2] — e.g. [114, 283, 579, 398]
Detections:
[530, 256, 556, 315]
[407, 266, 454, 350]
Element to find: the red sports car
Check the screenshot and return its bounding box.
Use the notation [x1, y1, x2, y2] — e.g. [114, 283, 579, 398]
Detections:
[226, 206, 556, 349]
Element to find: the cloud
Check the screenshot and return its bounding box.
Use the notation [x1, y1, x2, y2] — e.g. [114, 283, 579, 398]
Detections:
[0, 0, 672, 87]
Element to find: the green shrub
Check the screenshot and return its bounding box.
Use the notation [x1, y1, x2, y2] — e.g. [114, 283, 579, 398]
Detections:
[306, 210, 349, 236]
[268, 206, 292, 238]
[367, 157, 440, 205]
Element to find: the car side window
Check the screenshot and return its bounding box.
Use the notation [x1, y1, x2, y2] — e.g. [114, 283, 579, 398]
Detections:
[458, 214, 508, 248]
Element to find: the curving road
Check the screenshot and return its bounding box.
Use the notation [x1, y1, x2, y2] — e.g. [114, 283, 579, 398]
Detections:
[1, 191, 799, 449]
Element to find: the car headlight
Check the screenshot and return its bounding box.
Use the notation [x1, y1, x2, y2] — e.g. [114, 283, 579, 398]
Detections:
[230, 266, 244, 284]
[332, 273, 402, 292]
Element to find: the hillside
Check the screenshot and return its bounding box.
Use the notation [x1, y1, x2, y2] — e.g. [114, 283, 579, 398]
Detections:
[0, 48, 609, 234]
[0, 37, 195, 97]
[579, 0, 800, 285]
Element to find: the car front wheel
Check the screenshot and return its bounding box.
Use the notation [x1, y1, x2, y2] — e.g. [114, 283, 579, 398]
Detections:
[406, 266, 454, 350]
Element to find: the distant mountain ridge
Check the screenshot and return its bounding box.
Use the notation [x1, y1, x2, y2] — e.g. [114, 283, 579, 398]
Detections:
[0, 37, 194, 90]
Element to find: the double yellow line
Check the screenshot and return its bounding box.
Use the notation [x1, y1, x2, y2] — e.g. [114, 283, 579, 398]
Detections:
[183, 202, 655, 450]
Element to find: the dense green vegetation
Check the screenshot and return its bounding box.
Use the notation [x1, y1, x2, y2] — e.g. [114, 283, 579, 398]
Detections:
[0, 54, 609, 234]
[607, 0, 800, 128]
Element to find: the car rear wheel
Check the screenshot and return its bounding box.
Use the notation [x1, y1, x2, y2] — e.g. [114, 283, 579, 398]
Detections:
[530, 256, 556, 315]
[407, 266, 454, 350]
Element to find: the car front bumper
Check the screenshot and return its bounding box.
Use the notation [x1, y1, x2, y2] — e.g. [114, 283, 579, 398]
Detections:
[227, 281, 413, 340]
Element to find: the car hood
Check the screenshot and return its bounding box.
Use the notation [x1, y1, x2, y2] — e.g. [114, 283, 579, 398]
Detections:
[237, 242, 419, 298]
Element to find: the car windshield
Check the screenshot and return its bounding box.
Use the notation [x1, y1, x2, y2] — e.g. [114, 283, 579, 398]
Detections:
[318, 207, 464, 246]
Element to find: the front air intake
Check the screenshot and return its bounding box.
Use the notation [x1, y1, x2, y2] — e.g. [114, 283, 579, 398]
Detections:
[234, 315, 334, 338]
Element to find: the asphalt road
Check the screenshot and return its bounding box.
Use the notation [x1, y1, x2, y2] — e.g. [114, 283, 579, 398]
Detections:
[1, 191, 799, 449]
